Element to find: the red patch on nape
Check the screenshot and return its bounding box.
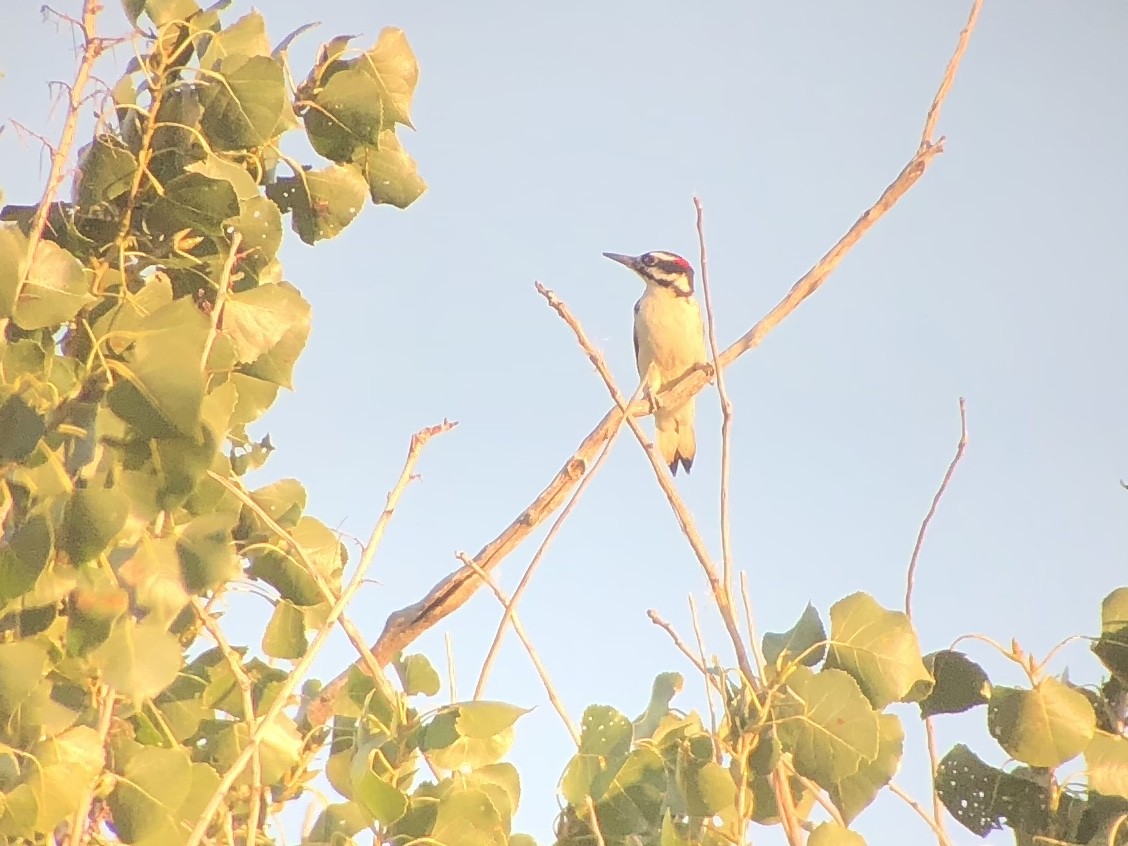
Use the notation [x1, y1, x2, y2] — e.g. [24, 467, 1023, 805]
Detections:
[672, 255, 692, 271]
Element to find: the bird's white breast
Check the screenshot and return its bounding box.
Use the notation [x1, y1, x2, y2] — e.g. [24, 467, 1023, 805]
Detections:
[634, 291, 707, 383]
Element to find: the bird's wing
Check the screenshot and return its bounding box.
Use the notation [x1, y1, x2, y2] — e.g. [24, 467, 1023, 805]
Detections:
[633, 298, 641, 360]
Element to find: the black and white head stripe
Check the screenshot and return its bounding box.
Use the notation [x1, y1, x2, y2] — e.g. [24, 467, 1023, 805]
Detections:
[638, 251, 694, 294]
[603, 250, 695, 296]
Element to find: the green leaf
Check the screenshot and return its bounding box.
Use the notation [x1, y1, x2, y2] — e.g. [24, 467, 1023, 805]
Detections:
[988, 678, 1096, 768]
[304, 66, 385, 162]
[633, 672, 683, 740]
[1093, 587, 1128, 682]
[90, 618, 182, 703]
[198, 10, 270, 71]
[594, 747, 667, 836]
[677, 757, 735, 818]
[0, 394, 45, 463]
[0, 641, 51, 717]
[247, 515, 341, 605]
[825, 592, 932, 708]
[229, 372, 280, 425]
[227, 195, 282, 269]
[828, 713, 904, 823]
[0, 225, 22, 320]
[223, 281, 312, 376]
[919, 650, 990, 717]
[59, 487, 129, 563]
[11, 239, 94, 330]
[0, 510, 52, 604]
[350, 746, 408, 824]
[763, 603, 826, 668]
[394, 653, 441, 696]
[1086, 730, 1128, 800]
[175, 511, 240, 592]
[457, 701, 531, 739]
[808, 822, 866, 846]
[267, 164, 369, 245]
[352, 131, 427, 208]
[246, 477, 307, 529]
[579, 705, 633, 759]
[306, 802, 372, 842]
[262, 599, 307, 659]
[144, 171, 240, 236]
[360, 28, 419, 128]
[774, 666, 880, 787]
[431, 787, 507, 846]
[107, 745, 193, 844]
[117, 532, 189, 627]
[184, 153, 260, 202]
[936, 744, 1050, 838]
[424, 704, 524, 771]
[107, 297, 209, 438]
[199, 55, 287, 150]
[463, 763, 521, 830]
[75, 135, 137, 207]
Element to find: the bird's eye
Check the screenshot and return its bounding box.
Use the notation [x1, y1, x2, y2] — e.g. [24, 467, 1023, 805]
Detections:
[641, 254, 656, 267]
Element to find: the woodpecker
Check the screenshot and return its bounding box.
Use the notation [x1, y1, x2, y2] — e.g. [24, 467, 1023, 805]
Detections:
[603, 250, 707, 475]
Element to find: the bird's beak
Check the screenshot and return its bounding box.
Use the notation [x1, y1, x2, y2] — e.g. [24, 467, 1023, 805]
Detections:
[602, 252, 639, 271]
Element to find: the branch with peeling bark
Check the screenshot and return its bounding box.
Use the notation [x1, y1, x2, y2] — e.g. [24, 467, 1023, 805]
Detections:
[306, 0, 984, 729]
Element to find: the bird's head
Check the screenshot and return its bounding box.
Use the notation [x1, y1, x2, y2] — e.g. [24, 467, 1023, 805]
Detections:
[603, 250, 695, 297]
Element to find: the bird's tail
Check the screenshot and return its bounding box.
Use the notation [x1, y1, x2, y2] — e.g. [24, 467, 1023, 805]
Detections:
[655, 399, 697, 475]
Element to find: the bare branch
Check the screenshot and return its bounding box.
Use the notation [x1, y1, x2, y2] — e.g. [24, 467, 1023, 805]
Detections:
[24, 1, 105, 262]
[905, 398, 969, 618]
[459, 553, 581, 745]
[474, 396, 631, 699]
[694, 197, 737, 597]
[904, 397, 968, 844]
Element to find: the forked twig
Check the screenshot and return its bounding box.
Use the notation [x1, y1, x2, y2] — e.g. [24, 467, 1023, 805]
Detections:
[186, 423, 452, 846]
[474, 394, 634, 699]
[458, 553, 581, 745]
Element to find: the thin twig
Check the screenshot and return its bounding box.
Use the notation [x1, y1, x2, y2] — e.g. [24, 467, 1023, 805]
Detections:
[889, 782, 955, 846]
[921, 0, 985, 145]
[693, 197, 736, 595]
[22, 0, 106, 282]
[648, 610, 710, 677]
[186, 423, 452, 846]
[904, 397, 968, 844]
[739, 572, 768, 677]
[306, 0, 985, 730]
[905, 398, 968, 617]
[66, 683, 115, 846]
[688, 596, 721, 755]
[201, 232, 242, 370]
[776, 756, 846, 828]
[474, 395, 632, 699]
[585, 796, 608, 846]
[445, 633, 457, 704]
[459, 553, 581, 746]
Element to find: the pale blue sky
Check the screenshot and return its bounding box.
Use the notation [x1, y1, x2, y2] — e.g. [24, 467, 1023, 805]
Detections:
[3, 2, 1127, 843]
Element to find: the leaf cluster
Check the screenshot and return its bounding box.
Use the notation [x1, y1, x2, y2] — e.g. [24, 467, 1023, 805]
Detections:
[553, 593, 930, 846]
[0, 1, 429, 843]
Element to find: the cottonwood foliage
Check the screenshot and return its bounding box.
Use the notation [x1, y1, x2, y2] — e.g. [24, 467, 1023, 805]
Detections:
[2, 3, 1127, 846]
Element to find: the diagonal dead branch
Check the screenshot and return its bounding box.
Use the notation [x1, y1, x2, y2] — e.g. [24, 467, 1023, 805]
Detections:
[305, 0, 984, 728]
